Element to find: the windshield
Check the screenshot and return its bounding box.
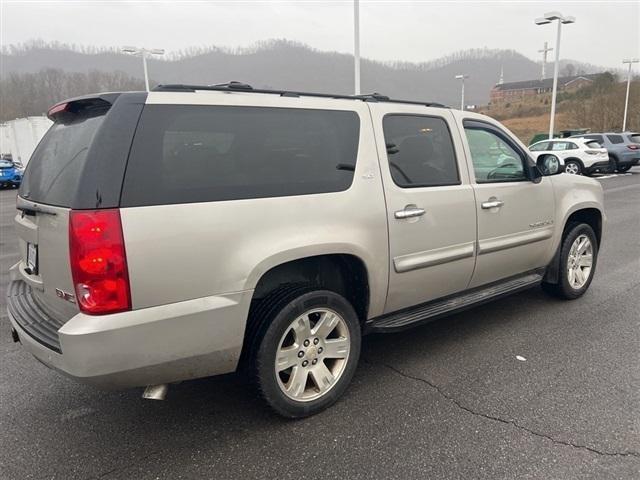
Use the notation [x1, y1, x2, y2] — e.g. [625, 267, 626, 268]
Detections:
[19, 111, 105, 206]
[0, 160, 14, 168]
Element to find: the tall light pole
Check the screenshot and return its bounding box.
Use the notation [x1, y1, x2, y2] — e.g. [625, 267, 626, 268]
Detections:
[455, 74, 469, 110]
[622, 58, 639, 131]
[122, 46, 165, 92]
[535, 12, 575, 140]
[353, 0, 361, 95]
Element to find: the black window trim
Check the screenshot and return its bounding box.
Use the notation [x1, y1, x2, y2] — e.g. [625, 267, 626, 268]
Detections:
[463, 118, 537, 184]
[382, 113, 462, 189]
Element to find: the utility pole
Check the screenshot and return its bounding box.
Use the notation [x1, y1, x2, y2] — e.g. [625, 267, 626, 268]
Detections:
[122, 46, 165, 92]
[354, 0, 361, 95]
[538, 41, 553, 80]
[622, 58, 639, 131]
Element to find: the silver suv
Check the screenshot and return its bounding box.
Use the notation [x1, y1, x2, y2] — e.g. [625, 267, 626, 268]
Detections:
[8, 84, 605, 418]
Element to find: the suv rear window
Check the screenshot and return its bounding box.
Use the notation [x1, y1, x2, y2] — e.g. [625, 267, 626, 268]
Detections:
[121, 105, 360, 206]
[19, 110, 105, 206]
[626, 134, 640, 143]
[606, 134, 624, 144]
[583, 135, 604, 144]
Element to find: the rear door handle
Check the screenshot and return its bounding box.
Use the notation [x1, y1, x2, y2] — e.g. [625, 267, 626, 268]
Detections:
[394, 206, 426, 219]
[481, 199, 504, 209]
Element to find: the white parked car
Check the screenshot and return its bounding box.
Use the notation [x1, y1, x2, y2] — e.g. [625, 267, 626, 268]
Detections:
[529, 138, 610, 176]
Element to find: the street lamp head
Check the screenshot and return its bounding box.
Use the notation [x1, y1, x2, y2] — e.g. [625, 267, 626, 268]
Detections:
[455, 74, 469, 80]
[543, 11, 563, 21]
[535, 17, 552, 25]
[149, 49, 165, 55]
[561, 16, 576, 24]
[622, 58, 640, 64]
[121, 46, 139, 54]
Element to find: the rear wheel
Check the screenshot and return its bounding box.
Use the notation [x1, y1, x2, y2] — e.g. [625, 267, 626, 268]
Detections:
[251, 289, 361, 418]
[616, 164, 632, 173]
[564, 160, 582, 175]
[542, 223, 598, 300]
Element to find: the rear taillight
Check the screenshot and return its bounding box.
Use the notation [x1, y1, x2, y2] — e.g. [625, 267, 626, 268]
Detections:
[627, 144, 639, 150]
[69, 209, 131, 315]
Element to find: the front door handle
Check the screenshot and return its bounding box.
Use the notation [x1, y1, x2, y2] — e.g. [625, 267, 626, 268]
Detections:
[481, 199, 505, 209]
[394, 206, 426, 219]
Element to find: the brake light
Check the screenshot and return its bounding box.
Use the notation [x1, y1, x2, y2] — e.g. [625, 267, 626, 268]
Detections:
[627, 144, 639, 150]
[47, 102, 68, 118]
[69, 209, 131, 315]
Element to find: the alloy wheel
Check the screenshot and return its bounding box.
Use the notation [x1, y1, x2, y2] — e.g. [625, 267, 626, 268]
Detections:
[275, 308, 350, 402]
[565, 162, 580, 175]
[567, 234, 593, 289]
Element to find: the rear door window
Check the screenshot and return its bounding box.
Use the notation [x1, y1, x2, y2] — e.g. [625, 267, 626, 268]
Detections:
[121, 105, 360, 206]
[19, 111, 106, 206]
[383, 115, 460, 187]
[529, 141, 550, 152]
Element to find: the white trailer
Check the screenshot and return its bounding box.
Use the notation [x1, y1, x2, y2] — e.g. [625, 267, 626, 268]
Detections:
[0, 116, 52, 166]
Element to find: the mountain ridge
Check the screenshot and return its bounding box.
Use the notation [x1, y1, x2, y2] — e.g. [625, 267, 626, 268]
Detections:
[1, 39, 612, 105]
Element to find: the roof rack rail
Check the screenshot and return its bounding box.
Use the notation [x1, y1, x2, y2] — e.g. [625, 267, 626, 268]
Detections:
[152, 82, 447, 108]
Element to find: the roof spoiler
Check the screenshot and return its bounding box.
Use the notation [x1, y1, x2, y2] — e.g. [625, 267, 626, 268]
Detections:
[47, 93, 123, 121]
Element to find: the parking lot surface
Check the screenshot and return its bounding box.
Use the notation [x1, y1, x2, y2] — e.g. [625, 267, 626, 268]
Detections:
[1, 171, 639, 480]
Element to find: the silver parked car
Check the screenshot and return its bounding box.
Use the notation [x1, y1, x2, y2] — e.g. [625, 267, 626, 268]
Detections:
[571, 132, 640, 172]
[8, 84, 605, 417]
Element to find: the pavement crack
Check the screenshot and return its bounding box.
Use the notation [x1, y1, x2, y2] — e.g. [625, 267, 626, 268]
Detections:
[367, 359, 640, 458]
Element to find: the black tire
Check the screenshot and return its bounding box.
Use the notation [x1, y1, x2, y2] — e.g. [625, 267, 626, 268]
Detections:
[608, 155, 618, 173]
[616, 164, 632, 173]
[250, 289, 361, 418]
[542, 223, 598, 300]
[564, 160, 582, 175]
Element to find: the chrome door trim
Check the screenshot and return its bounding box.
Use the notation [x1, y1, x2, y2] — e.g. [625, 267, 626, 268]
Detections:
[478, 228, 554, 255]
[393, 242, 475, 273]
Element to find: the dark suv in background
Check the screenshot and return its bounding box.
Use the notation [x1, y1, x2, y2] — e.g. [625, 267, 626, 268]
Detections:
[572, 133, 640, 172]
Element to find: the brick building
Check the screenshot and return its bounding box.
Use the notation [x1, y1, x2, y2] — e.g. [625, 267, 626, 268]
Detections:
[490, 74, 601, 104]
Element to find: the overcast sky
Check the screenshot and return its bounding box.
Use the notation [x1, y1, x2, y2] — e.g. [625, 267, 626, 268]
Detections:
[1, 1, 638, 69]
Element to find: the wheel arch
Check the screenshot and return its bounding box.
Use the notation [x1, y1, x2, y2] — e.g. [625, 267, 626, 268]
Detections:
[545, 206, 603, 283]
[249, 253, 372, 323]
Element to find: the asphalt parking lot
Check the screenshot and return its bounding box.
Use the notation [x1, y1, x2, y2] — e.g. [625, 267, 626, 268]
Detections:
[1, 171, 639, 480]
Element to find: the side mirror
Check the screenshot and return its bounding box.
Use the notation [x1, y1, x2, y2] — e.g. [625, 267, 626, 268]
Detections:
[536, 154, 564, 176]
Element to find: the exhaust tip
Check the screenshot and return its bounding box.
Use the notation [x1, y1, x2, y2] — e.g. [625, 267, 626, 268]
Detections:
[142, 384, 169, 401]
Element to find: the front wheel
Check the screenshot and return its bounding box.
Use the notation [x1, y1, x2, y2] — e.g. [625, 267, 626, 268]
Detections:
[564, 160, 582, 175]
[542, 223, 598, 300]
[252, 289, 361, 418]
[616, 164, 632, 173]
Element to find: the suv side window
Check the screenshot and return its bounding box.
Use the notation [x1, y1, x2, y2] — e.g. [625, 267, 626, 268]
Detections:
[121, 105, 360, 206]
[551, 141, 569, 151]
[606, 134, 624, 144]
[529, 141, 550, 151]
[464, 124, 526, 183]
[382, 115, 460, 187]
